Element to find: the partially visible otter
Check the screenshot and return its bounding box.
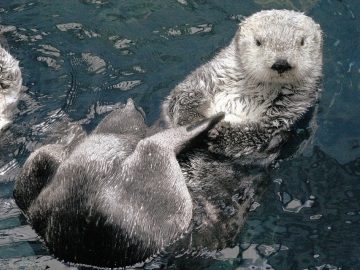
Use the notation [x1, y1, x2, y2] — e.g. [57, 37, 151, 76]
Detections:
[13, 99, 224, 268]
[0, 29, 22, 131]
[162, 9, 323, 164]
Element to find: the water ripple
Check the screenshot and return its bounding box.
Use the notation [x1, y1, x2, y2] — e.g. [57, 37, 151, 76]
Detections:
[56, 23, 101, 39]
[0, 256, 76, 270]
[0, 199, 21, 220]
[0, 225, 38, 246]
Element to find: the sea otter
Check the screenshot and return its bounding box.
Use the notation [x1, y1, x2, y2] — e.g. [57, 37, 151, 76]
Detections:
[13, 99, 224, 267]
[161, 9, 323, 164]
[13, 9, 323, 268]
[0, 29, 22, 131]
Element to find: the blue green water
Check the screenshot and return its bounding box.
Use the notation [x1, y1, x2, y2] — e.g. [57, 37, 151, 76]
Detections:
[0, 0, 360, 269]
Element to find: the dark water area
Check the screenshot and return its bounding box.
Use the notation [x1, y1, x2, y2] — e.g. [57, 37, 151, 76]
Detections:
[0, 0, 360, 269]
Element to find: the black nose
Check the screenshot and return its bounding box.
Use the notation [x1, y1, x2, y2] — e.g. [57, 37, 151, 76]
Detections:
[271, 59, 292, 74]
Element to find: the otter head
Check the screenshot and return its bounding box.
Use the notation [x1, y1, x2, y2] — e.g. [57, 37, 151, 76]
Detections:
[235, 10, 323, 84]
[0, 46, 22, 95]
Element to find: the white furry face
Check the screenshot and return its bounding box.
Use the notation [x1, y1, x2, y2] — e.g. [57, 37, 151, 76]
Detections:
[236, 10, 323, 84]
[0, 47, 22, 93]
[0, 46, 22, 130]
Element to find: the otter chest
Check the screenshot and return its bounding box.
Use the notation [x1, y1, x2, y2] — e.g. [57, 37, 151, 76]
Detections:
[202, 84, 290, 124]
[203, 92, 269, 124]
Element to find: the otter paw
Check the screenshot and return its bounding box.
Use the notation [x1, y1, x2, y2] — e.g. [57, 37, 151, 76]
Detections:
[208, 143, 222, 155]
[208, 128, 219, 139]
[208, 122, 231, 140]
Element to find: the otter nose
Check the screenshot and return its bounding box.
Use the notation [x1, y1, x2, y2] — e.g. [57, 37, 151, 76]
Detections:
[271, 59, 292, 74]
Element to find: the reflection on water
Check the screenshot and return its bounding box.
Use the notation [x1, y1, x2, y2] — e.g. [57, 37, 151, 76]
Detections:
[242, 147, 360, 269]
[0, 0, 359, 269]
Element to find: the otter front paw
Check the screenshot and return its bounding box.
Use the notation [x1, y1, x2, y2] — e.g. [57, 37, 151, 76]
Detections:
[208, 122, 231, 139]
[206, 123, 262, 158]
[207, 141, 224, 155]
[207, 122, 233, 156]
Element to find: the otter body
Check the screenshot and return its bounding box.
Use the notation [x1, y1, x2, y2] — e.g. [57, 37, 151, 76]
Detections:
[162, 10, 323, 164]
[13, 9, 323, 268]
[14, 99, 224, 267]
[0, 31, 22, 131]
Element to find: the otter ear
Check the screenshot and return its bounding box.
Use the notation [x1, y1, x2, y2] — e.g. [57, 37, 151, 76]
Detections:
[235, 23, 243, 44]
[316, 24, 323, 43]
[310, 22, 323, 47]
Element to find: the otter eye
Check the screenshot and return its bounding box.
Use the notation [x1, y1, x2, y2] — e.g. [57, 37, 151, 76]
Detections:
[256, 39, 261, 46]
[300, 38, 305, 46]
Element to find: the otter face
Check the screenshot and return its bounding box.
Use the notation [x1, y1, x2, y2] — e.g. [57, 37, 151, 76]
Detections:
[0, 47, 22, 94]
[0, 46, 22, 130]
[236, 10, 323, 84]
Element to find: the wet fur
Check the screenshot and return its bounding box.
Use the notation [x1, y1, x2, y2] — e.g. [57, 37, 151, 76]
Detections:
[13, 99, 224, 267]
[0, 30, 22, 130]
[13, 9, 323, 268]
[161, 10, 323, 164]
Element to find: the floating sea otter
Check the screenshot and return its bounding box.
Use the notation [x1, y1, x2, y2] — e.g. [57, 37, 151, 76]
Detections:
[0, 29, 22, 131]
[161, 9, 323, 165]
[14, 9, 323, 268]
[14, 99, 224, 267]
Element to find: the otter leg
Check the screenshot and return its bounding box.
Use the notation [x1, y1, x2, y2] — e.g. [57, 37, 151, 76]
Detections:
[13, 144, 65, 212]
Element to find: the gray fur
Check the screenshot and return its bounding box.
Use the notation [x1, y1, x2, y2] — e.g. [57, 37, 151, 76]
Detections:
[161, 10, 323, 165]
[153, 9, 323, 258]
[170, 150, 269, 254]
[13, 99, 224, 267]
[0, 29, 22, 131]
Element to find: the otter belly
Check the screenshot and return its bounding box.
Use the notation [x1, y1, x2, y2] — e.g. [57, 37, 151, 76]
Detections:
[202, 92, 266, 124]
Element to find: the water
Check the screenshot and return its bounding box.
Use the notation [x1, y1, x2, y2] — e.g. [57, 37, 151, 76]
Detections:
[0, 0, 359, 269]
